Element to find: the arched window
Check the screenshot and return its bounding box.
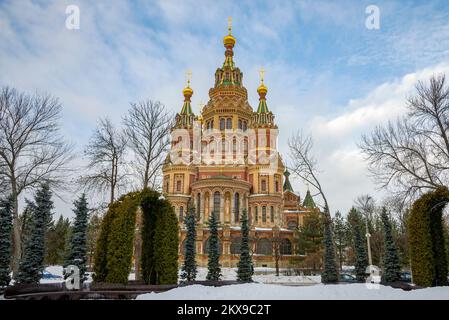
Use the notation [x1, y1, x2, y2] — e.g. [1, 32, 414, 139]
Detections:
[255, 207, 258, 222]
[220, 118, 225, 130]
[261, 179, 267, 192]
[262, 206, 267, 222]
[230, 237, 241, 254]
[248, 207, 252, 225]
[275, 180, 279, 193]
[181, 238, 187, 255]
[213, 191, 220, 219]
[204, 237, 222, 254]
[179, 206, 184, 222]
[176, 180, 182, 192]
[226, 118, 232, 129]
[234, 193, 240, 222]
[243, 121, 247, 131]
[196, 194, 201, 220]
[166, 179, 169, 192]
[238, 119, 242, 130]
[280, 239, 292, 255]
[287, 220, 298, 230]
[257, 238, 272, 255]
[270, 206, 275, 223]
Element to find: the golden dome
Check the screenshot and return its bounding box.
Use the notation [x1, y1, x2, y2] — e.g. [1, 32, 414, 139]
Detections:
[257, 83, 268, 95]
[223, 34, 236, 47]
[183, 86, 193, 98]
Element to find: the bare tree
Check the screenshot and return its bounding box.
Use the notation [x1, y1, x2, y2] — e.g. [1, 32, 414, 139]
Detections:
[123, 100, 172, 190]
[360, 74, 449, 203]
[288, 131, 330, 217]
[0, 86, 73, 273]
[79, 118, 128, 206]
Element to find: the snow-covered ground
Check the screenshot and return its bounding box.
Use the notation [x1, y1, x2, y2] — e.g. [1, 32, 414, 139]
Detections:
[137, 283, 449, 300]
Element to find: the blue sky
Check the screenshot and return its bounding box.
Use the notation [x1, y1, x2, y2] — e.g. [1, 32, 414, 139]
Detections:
[1, 0, 449, 218]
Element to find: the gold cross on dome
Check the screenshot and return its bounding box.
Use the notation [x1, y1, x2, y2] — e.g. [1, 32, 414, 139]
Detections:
[228, 16, 232, 34]
[186, 70, 192, 87]
[259, 67, 265, 84]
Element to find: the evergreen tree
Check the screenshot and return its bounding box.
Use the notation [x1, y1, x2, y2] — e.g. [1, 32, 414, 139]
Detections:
[65, 194, 89, 283]
[333, 211, 348, 270]
[16, 183, 53, 284]
[206, 211, 221, 281]
[237, 209, 253, 282]
[105, 192, 140, 284]
[153, 202, 179, 285]
[321, 213, 339, 283]
[86, 212, 102, 271]
[349, 207, 368, 282]
[297, 211, 323, 270]
[0, 195, 14, 287]
[45, 215, 71, 265]
[380, 207, 401, 282]
[409, 187, 449, 287]
[181, 202, 197, 282]
[140, 188, 160, 284]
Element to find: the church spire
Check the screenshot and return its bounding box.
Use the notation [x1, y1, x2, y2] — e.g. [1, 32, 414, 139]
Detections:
[256, 67, 269, 113]
[222, 16, 236, 70]
[180, 70, 193, 115]
[252, 68, 275, 127]
[174, 71, 195, 129]
[283, 169, 294, 192]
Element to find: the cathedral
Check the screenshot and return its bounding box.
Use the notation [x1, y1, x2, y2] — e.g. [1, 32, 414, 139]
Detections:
[162, 21, 318, 268]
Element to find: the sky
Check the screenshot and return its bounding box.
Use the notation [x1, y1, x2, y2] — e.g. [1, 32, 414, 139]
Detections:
[1, 0, 449, 219]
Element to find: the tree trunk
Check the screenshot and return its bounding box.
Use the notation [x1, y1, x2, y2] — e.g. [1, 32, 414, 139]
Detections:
[11, 177, 21, 275]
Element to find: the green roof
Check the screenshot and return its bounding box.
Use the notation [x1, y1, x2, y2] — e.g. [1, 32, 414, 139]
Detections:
[180, 100, 193, 115]
[283, 170, 293, 192]
[257, 99, 269, 114]
[303, 190, 316, 209]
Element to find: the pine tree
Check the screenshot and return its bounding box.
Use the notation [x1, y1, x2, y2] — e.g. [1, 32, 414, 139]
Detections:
[380, 207, 401, 282]
[237, 209, 252, 282]
[65, 194, 89, 283]
[333, 211, 348, 270]
[181, 202, 197, 282]
[297, 211, 323, 271]
[321, 213, 339, 283]
[140, 188, 160, 285]
[45, 215, 71, 265]
[0, 195, 14, 287]
[206, 211, 221, 281]
[153, 202, 179, 285]
[349, 207, 368, 282]
[16, 183, 53, 284]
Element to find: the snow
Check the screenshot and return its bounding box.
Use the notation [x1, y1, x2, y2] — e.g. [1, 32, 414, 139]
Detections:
[136, 283, 449, 300]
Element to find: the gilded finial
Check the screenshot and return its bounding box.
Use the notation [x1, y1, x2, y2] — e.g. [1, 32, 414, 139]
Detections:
[223, 17, 236, 47]
[259, 67, 265, 84]
[257, 67, 267, 96]
[186, 70, 192, 87]
[183, 70, 193, 99]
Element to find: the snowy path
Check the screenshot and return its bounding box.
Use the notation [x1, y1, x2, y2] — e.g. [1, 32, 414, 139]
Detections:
[137, 283, 449, 300]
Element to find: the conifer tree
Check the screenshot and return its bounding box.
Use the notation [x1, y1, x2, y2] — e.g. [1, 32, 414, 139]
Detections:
[321, 214, 339, 283]
[181, 202, 197, 282]
[65, 194, 89, 283]
[153, 203, 179, 284]
[333, 211, 348, 270]
[380, 207, 401, 282]
[45, 215, 71, 265]
[0, 195, 13, 287]
[349, 208, 368, 282]
[206, 211, 221, 281]
[16, 183, 53, 284]
[237, 209, 253, 282]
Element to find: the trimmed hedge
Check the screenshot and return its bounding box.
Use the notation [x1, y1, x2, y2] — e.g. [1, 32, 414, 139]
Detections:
[409, 187, 449, 287]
